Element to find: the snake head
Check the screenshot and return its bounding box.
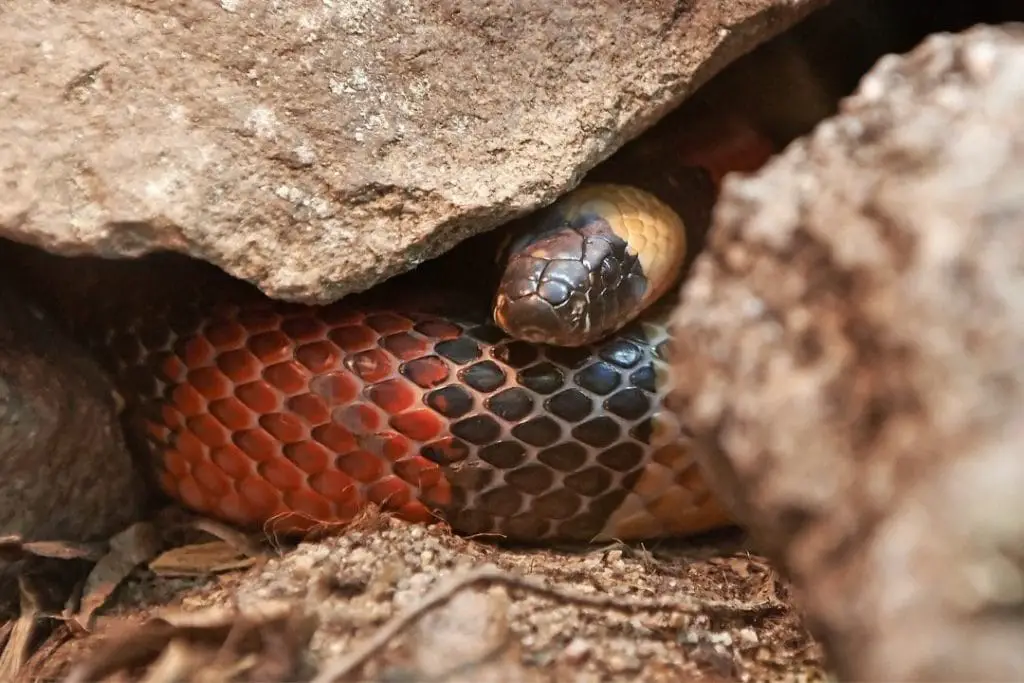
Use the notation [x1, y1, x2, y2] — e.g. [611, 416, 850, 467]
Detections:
[492, 184, 685, 347]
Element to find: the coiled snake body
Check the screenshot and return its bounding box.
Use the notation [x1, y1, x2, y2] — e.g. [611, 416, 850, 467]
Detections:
[82, 180, 744, 544]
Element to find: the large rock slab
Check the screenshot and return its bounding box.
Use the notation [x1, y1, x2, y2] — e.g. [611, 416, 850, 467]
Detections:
[669, 23, 1024, 681]
[0, 0, 825, 303]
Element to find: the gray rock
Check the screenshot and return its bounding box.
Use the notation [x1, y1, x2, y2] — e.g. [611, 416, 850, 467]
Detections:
[669, 23, 1024, 681]
[0, 289, 147, 544]
[0, 0, 825, 303]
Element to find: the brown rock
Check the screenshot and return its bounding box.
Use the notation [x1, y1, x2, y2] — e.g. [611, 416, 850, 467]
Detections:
[0, 0, 826, 304]
[0, 288, 147, 544]
[668, 24, 1024, 681]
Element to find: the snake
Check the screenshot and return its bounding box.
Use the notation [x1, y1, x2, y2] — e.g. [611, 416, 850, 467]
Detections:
[42, 125, 773, 545]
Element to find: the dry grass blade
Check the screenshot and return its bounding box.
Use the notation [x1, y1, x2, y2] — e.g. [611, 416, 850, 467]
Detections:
[0, 573, 51, 681]
[0, 611, 36, 681]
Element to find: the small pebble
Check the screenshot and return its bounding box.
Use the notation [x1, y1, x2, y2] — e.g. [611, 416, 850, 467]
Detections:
[563, 637, 592, 662]
[607, 653, 640, 673]
[738, 627, 759, 644]
[288, 552, 316, 574]
[708, 631, 733, 647]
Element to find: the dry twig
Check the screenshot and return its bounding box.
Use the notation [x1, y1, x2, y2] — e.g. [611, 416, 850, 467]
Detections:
[312, 565, 784, 682]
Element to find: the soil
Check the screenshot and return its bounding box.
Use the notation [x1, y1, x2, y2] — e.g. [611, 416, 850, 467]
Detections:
[7, 512, 828, 682]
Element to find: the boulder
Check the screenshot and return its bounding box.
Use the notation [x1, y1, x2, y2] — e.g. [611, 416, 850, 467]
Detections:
[0, 289, 147, 544]
[0, 0, 825, 303]
[669, 23, 1024, 681]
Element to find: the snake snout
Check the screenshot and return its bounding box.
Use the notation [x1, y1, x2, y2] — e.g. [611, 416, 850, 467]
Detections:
[492, 248, 592, 345]
[493, 222, 642, 347]
[493, 286, 588, 346]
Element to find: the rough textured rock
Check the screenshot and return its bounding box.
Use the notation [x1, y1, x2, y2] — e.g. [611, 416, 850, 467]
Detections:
[668, 24, 1024, 681]
[0, 289, 148, 544]
[0, 0, 826, 304]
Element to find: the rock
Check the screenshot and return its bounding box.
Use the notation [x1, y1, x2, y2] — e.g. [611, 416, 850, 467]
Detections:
[668, 24, 1024, 681]
[407, 586, 541, 683]
[0, 0, 826, 304]
[0, 288, 148, 544]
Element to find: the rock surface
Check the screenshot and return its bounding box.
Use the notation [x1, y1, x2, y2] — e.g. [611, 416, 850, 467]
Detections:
[669, 23, 1024, 681]
[0, 289, 147, 544]
[0, 0, 826, 303]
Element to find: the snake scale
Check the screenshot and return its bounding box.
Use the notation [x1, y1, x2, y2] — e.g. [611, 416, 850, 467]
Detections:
[50, 122, 773, 545]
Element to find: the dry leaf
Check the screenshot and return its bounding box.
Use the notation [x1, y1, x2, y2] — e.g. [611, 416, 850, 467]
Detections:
[71, 522, 162, 631]
[63, 601, 316, 683]
[0, 536, 105, 563]
[149, 542, 257, 578]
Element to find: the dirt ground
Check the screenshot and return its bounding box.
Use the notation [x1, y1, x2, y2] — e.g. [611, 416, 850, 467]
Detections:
[6, 511, 828, 682]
